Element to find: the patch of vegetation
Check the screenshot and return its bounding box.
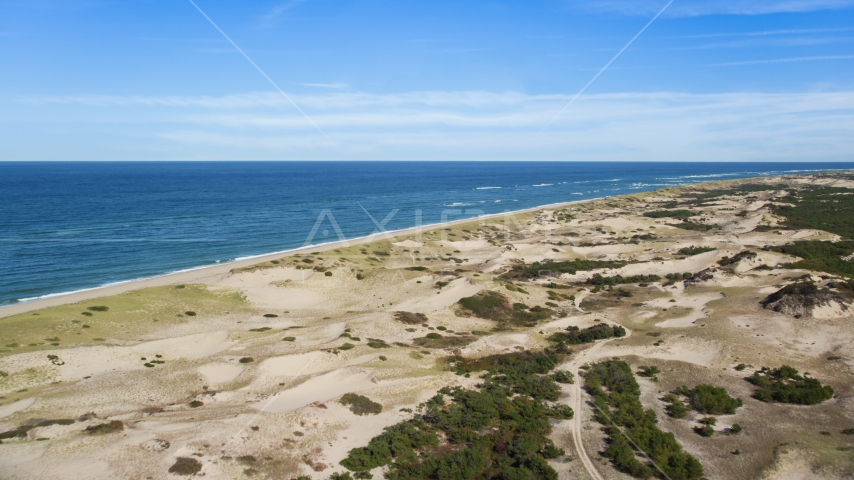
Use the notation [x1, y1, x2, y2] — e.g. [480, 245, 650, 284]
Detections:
[771, 186, 854, 239]
[663, 395, 688, 418]
[675, 221, 713, 232]
[263, 313, 278, 318]
[637, 366, 660, 378]
[189, 400, 204, 408]
[413, 333, 476, 349]
[367, 338, 391, 349]
[673, 385, 743, 415]
[748, 365, 834, 404]
[249, 327, 272, 332]
[760, 281, 849, 315]
[394, 311, 428, 325]
[340, 393, 383, 416]
[502, 259, 627, 280]
[643, 210, 697, 219]
[84, 420, 124, 435]
[584, 360, 704, 479]
[1, 419, 75, 440]
[239, 357, 255, 363]
[341, 349, 569, 478]
[677, 246, 716, 256]
[457, 291, 554, 328]
[169, 457, 202, 476]
[282, 336, 296, 342]
[339, 343, 356, 351]
[718, 251, 757, 266]
[405, 266, 429, 272]
[86, 306, 109, 312]
[587, 273, 661, 286]
[547, 324, 626, 353]
[770, 241, 854, 278]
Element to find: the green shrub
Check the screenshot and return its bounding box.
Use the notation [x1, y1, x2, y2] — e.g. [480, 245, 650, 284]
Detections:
[184, 311, 196, 316]
[239, 357, 255, 364]
[694, 425, 714, 437]
[678, 246, 716, 256]
[169, 457, 202, 475]
[676, 384, 743, 415]
[394, 311, 428, 324]
[339, 343, 356, 351]
[340, 348, 568, 478]
[637, 366, 660, 378]
[189, 400, 204, 408]
[282, 336, 296, 342]
[718, 251, 757, 266]
[548, 324, 625, 352]
[340, 393, 383, 416]
[588, 273, 661, 286]
[643, 210, 697, 219]
[84, 420, 124, 435]
[585, 360, 704, 479]
[748, 365, 834, 404]
[263, 313, 278, 318]
[551, 370, 574, 384]
[87, 306, 109, 312]
[413, 334, 476, 349]
[727, 424, 742, 434]
[325, 271, 333, 277]
[502, 259, 627, 280]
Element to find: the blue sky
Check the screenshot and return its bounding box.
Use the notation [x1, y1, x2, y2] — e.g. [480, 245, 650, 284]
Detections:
[2, 0, 854, 160]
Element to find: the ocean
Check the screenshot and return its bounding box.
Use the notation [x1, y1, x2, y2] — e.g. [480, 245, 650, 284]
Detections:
[1, 161, 851, 306]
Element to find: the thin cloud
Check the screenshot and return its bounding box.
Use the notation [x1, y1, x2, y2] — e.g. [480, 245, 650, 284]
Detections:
[669, 26, 854, 39]
[265, 0, 312, 19]
[573, 0, 854, 17]
[300, 83, 349, 89]
[713, 55, 854, 66]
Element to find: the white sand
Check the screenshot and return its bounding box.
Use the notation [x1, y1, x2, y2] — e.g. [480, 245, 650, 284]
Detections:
[254, 368, 414, 414]
[0, 398, 35, 419]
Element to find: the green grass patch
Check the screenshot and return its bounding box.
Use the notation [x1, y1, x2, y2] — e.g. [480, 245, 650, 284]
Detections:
[0, 284, 249, 358]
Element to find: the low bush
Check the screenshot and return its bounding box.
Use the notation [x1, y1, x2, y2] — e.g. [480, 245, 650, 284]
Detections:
[674, 384, 743, 415]
[184, 311, 196, 316]
[588, 273, 661, 286]
[413, 334, 475, 349]
[457, 291, 554, 327]
[585, 360, 703, 479]
[748, 365, 834, 404]
[718, 251, 757, 266]
[643, 210, 697, 219]
[169, 457, 202, 476]
[87, 306, 109, 312]
[340, 348, 570, 478]
[678, 246, 716, 256]
[239, 357, 255, 363]
[84, 420, 124, 435]
[1, 419, 75, 440]
[548, 324, 625, 352]
[394, 311, 428, 325]
[189, 400, 204, 408]
[502, 259, 628, 280]
[340, 393, 383, 416]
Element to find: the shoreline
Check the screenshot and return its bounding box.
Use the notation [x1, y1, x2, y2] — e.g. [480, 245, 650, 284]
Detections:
[0, 194, 605, 318]
[1, 170, 849, 318]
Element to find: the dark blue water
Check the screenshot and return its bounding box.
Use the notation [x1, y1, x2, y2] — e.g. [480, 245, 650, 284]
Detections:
[1, 161, 851, 306]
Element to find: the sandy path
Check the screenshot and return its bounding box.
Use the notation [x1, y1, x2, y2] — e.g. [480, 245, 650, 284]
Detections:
[561, 321, 631, 480]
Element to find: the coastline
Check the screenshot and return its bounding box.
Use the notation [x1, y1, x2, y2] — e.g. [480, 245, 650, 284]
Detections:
[1, 170, 848, 319]
[0, 194, 602, 318]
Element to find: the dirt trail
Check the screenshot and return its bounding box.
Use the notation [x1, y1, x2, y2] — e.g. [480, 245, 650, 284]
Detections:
[562, 321, 631, 480]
